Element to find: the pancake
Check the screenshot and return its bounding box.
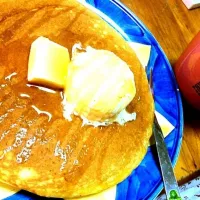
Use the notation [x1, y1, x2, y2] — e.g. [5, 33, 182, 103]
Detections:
[0, 0, 154, 198]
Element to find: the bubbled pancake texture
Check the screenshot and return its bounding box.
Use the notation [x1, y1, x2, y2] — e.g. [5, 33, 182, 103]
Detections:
[0, 0, 154, 198]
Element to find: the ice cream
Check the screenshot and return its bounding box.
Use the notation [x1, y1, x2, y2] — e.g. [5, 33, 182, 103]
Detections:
[63, 45, 137, 126]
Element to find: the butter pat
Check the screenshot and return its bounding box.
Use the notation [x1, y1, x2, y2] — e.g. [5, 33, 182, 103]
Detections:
[182, 0, 200, 9]
[28, 36, 70, 89]
[0, 182, 19, 200]
[128, 42, 151, 67]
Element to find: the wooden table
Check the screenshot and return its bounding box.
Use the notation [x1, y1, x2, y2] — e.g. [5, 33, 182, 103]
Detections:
[121, 0, 200, 184]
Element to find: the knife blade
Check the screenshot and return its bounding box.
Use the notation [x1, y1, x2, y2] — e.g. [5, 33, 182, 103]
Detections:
[153, 114, 181, 200]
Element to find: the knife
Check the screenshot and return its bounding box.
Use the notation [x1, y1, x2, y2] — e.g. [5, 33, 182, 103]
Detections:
[153, 115, 182, 200]
[149, 68, 182, 200]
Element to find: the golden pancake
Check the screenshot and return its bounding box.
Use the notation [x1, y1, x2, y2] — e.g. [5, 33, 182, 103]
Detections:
[0, 0, 154, 198]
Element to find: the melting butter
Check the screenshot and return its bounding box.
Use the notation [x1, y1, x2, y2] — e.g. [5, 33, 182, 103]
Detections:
[31, 105, 52, 122]
[5, 72, 17, 81]
[26, 84, 56, 94]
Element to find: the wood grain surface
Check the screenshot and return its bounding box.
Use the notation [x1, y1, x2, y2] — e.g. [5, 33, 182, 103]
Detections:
[121, 0, 200, 184]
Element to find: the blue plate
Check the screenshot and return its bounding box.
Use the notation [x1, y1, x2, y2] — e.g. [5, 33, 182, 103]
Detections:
[3, 0, 183, 199]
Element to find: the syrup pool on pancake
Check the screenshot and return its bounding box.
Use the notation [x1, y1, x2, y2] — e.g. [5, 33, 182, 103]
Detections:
[28, 37, 137, 127]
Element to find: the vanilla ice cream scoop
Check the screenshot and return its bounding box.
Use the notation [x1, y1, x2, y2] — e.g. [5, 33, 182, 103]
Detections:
[63, 45, 137, 126]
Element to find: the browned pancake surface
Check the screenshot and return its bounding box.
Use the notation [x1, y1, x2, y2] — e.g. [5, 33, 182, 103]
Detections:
[0, 0, 154, 198]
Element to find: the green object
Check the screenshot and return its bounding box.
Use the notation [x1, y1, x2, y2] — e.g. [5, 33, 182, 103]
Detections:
[169, 190, 182, 200]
